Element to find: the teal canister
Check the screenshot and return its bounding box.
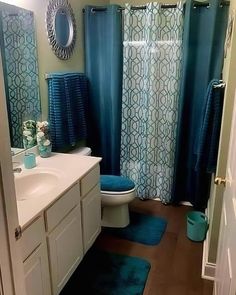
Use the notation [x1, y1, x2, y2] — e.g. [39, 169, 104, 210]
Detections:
[187, 211, 208, 242]
[23, 153, 36, 169]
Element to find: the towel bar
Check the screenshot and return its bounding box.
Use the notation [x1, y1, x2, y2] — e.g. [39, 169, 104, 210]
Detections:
[213, 82, 226, 89]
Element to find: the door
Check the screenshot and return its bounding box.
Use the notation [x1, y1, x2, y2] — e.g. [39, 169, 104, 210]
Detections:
[214, 89, 236, 295]
[0, 54, 26, 294]
[0, 272, 3, 295]
[207, 5, 236, 267]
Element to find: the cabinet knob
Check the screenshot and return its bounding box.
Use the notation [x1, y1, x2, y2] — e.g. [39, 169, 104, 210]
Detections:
[214, 177, 226, 187]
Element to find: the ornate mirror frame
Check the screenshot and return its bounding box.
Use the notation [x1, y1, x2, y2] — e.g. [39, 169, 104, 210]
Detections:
[46, 0, 76, 60]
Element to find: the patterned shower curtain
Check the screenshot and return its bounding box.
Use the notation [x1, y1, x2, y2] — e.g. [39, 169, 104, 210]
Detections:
[120, 2, 184, 203]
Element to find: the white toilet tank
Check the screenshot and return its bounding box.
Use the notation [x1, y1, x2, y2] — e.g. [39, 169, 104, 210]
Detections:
[69, 147, 91, 156]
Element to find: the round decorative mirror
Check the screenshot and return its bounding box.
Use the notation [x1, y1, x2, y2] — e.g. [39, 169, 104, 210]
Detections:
[46, 0, 76, 60]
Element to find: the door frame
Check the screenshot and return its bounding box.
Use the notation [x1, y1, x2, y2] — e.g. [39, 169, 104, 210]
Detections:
[0, 53, 26, 294]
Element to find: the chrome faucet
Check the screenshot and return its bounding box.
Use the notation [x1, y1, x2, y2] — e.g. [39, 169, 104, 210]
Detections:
[13, 167, 22, 173]
[12, 162, 22, 173]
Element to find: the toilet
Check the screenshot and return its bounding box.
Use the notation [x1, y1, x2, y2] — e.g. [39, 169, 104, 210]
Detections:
[69, 146, 92, 156]
[69, 147, 136, 228]
[100, 175, 136, 228]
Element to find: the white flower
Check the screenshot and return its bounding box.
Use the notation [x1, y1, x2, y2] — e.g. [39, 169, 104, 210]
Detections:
[37, 131, 44, 138]
[43, 121, 49, 127]
[27, 136, 33, 141]
[23, 130, 31, 136]
[43, 139, 51, 146]
[37, 122, 43, 127]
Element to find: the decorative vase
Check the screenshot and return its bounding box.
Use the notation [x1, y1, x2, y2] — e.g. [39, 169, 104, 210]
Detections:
[22, 120, 37, 149]
[36, 121, 52, 158]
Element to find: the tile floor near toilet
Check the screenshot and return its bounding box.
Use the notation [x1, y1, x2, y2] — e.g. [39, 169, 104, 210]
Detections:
[95, 199, 213, 295]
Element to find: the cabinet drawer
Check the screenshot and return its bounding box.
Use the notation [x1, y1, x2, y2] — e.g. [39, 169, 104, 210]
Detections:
[22, 216, 45, 262]
[45, 184, 80, 232]
[80, 165, 100, 197]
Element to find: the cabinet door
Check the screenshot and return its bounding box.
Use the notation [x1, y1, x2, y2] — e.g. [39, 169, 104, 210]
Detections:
[24, 243, 51, 295]
[47, 205, 83, 295]
[82, 184, 101, 253]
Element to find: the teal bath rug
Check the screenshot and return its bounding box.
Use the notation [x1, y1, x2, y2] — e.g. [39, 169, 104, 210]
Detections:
[60, 247, 151, 295]
[105, 211, 167, 245]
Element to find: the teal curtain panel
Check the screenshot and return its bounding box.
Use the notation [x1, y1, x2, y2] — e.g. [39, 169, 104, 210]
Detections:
[172, 0, 229, 209]
[84, 5, 123, 175]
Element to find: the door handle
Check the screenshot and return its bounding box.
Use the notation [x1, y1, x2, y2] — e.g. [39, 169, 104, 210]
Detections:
[214, 177, 226, 187]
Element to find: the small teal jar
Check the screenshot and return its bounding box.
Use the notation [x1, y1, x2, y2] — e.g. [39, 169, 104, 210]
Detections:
[36, 121, 52, 158]
[38, 143, 52, 158]
[24, 153, 36, 169]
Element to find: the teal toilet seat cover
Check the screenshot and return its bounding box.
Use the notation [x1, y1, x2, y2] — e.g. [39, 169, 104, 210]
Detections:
[100, 175, 135, 192]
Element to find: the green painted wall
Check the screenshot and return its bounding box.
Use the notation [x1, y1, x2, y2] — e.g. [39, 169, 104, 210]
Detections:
[0, 0, 109, 119]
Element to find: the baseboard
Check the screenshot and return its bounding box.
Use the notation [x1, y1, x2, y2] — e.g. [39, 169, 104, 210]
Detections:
[202, 207, 216, 281]
[180, 201, 192, 206]
[202, 257, 216, 281]
[152, 198, 192, 207]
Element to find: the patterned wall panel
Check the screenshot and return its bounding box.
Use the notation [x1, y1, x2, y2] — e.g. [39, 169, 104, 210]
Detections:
[0, 6, 41, 148]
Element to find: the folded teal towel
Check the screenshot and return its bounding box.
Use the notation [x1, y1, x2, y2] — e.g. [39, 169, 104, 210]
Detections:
[195, 79, 224, 173]
[48, 72, 88, 152]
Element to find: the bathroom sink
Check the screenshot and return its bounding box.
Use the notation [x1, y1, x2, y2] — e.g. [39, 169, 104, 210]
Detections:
[15, 169, 63, 201]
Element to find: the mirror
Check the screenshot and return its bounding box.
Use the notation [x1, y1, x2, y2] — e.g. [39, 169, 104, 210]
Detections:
[55, 8, 72, 47]
[0, 2, 41, 155]
[46, 0, 76, 60]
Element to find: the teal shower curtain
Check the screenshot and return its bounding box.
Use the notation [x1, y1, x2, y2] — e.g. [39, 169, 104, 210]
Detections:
[120, 2, 184, 202]
[84, 5, 123, 175]
[172, 0, 229, 209]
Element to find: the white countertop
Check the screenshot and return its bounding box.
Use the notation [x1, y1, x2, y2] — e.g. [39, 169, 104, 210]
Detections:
[16, 153, 101, 229]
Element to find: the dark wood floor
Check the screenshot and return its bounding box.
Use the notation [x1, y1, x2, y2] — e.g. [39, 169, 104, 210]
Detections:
[95, 199, 213, 295]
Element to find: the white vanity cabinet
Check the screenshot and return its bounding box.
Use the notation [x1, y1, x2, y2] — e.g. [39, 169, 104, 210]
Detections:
[20, 161, 101, 295]
[21, 216, 51, 295]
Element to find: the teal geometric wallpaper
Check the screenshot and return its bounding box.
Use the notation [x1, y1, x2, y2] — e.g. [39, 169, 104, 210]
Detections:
[0, 6, 41, 148]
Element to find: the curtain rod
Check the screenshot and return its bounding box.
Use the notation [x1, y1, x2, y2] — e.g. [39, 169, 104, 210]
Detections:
[119, 1, 230, 10]
[85, 1, 230, 13]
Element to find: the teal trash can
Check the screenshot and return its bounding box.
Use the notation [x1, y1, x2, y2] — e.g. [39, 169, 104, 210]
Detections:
[187, 211, 208, 242]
